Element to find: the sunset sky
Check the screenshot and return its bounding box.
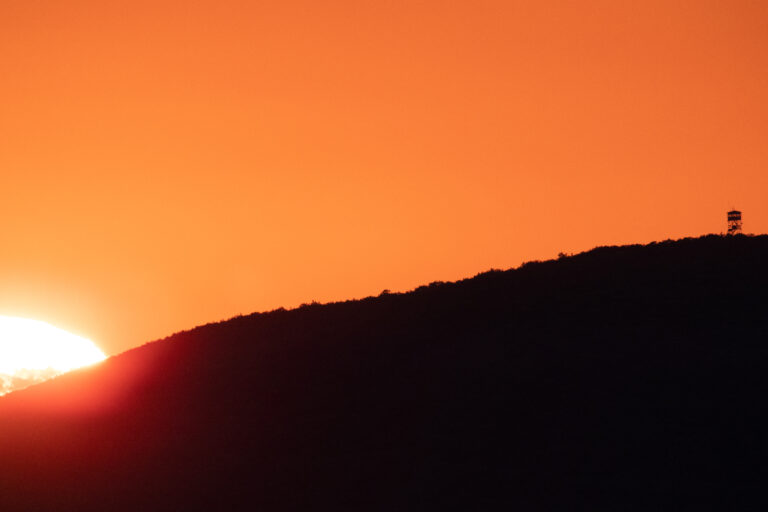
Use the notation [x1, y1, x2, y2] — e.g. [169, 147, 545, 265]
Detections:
[1, 0, 766, 355]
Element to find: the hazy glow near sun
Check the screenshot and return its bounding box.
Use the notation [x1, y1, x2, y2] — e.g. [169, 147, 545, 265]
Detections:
[0, 316, 107, 395]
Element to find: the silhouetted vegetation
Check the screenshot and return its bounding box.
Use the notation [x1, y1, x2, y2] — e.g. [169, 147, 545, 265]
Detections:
[1, 234, 767, 510]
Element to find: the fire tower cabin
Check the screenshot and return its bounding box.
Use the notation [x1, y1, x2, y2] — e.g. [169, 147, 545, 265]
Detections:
[727, 210, 742, 235]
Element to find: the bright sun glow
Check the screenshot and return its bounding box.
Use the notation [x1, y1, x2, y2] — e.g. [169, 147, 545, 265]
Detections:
[0, 316, 107, 395]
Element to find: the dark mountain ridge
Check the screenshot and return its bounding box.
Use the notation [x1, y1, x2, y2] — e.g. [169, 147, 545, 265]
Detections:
[1, 234, 767, 510]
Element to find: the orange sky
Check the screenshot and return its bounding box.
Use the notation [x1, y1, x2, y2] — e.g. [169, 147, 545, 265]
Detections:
[1, 0, 767, 355]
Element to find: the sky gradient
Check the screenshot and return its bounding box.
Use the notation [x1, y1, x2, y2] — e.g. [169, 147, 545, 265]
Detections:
[1, 0, 767, 355]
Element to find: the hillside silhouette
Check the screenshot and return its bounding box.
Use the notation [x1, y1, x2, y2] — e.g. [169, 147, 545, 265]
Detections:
[1, 234, 767, 510]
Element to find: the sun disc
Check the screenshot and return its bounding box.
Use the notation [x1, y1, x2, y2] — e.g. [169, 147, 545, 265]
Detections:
[0, 316, 106, 395]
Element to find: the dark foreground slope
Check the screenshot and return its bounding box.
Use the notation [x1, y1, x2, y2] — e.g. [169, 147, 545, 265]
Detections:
[1, 235, 768, 511]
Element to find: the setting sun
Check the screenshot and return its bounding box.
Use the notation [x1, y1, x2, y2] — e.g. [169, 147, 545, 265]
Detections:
[0, 316, 106, 395]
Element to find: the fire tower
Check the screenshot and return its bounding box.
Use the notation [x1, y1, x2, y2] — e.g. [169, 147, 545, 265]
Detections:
[727, 210, 742, 235]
